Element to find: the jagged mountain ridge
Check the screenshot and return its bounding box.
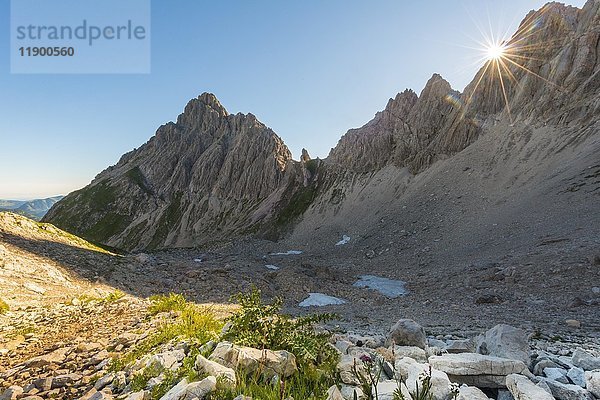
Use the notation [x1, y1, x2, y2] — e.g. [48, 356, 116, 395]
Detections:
[44, 0, 600, 251]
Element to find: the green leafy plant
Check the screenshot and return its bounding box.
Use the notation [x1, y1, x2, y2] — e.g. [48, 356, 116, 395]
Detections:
[109, 294, 222, 373]
[393, 367, 434, 400]
[208, 364, 335, 400]
[352, 354, 383, 400]
[223, 286, 337, 366]
[148, 293, 189, 315]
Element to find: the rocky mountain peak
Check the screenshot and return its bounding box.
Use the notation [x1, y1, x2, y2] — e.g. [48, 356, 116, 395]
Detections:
[300, 148, 311, 162]
[384, 89, 418, 119]
[176, 92, 229, 128]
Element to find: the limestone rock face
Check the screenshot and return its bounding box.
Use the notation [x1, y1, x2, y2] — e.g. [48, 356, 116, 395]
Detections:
[44, 93, 295, 250]
[329, 1, 600, 173]
[43, 1, 600, 251]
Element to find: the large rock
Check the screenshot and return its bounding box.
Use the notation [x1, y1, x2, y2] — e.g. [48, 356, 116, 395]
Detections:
[158, 378, 188, 400]
[209, 341, 297, 379]
[385, 319, 426, 349]
[373, 380, 410, 400]
[572, 348, 600, 371]
[585, 370, 600, 398]
[392, 345, 427, 362]
[457, 385, 489, 400]
[194, 354, 236, 388]
[405, 363, 451, 400]
[182, 376, 217, 400]
[506, 374, 554, 400]
[429, 353, 529, 388]
[476, 324, 530, 365]
[542, 378, 595, 400]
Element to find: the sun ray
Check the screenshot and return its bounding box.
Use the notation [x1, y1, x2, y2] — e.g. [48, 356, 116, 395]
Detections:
[462, 60, 493, 111]
[494, 59, 513, 122]
[500, 55, 563, 89]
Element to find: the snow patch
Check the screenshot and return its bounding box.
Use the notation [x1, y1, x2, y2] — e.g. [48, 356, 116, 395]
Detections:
[265, 264, 280, 270]
[335, 235, 351, 246]
[353, 275, 408, 298]
[299, 293, 346, 307]
[269, 250, 303, 256]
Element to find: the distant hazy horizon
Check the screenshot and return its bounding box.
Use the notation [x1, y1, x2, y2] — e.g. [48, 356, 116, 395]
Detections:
[0, 0, 587, 199]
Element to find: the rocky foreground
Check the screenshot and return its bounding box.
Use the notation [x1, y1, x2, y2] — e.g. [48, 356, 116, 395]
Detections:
[1, 295, 600, 400]
[1, 212, 600, 399]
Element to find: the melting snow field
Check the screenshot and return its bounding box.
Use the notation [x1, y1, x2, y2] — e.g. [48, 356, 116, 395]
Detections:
[299, 293, 346, 307]
[335, 235, 351, 246]
[269, 250, 303, 256]
[353, 275, 408, 298]
[265, 264, 280, 270]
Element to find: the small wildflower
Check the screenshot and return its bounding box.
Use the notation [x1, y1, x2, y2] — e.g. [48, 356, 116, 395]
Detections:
[360, 354, 373, 363]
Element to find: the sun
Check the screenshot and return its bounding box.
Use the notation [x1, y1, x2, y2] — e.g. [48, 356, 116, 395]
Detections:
[486, 43, 507, 61]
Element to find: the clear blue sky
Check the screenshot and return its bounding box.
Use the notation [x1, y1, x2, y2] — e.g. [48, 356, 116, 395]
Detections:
[0, 0, 586, 199]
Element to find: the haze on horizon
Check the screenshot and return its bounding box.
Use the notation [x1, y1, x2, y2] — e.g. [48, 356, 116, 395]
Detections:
[0, 0, 587, 200]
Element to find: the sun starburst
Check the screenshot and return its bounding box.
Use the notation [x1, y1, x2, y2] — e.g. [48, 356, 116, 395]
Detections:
[456, 5, 566, 124]
[485, 43, 507, 61]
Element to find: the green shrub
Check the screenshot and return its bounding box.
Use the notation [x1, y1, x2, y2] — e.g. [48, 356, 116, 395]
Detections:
[209, 363, 336, 400]
[110, 295, 222, 373]
[223, 286, 337, 366]
[148, 293, 188, 315]
[0, 298, 8, 314]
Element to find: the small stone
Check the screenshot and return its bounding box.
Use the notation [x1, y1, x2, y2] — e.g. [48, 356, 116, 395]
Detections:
[325, 385, 344, 400]
[544, 367, 569, 384]
[0, 386, 23, 400]
[124, 391, 146, 400]
[51, 373, 82, 388]
[33, 378, 52, 391]
[94, 373, 115, 390]
[391, 345, 427, 362]
[565, 319, 581, 329]
[567, 367, 586, 387]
